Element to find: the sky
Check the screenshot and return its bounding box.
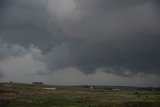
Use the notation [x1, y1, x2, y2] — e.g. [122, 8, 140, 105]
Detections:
[0, 0, 160, 87]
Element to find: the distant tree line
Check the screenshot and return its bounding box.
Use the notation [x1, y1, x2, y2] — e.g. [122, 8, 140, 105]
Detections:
[137, 87, 160, 91]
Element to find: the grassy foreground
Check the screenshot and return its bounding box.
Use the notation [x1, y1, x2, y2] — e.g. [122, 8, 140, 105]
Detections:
[0, 83, 160, 107]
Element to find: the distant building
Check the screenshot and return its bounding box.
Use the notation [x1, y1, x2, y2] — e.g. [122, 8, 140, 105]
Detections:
[112, 89, 120, 92]
[43, 87, 56, 90]
[90, 86, 95, 90]
[32, 82, 43, 85]
[3, 84, 12, 87]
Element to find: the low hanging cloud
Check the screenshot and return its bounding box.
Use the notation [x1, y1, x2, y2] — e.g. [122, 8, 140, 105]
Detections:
[0, 44, 48, 83]
[0, 70, 4, 80]
[46, 0, 160, 75]
[0, 0, 160, 86]
[0, 40, 26, 60]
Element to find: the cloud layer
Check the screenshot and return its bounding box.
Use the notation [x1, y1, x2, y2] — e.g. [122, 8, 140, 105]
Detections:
[47, 0, 160, 75]
[0, 0, 160, 86]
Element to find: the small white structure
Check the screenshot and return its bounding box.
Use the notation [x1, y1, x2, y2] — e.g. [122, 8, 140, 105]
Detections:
[90, 86, 94, 90]
[112, 89, 120, 92]
[43, 87, 56, 90]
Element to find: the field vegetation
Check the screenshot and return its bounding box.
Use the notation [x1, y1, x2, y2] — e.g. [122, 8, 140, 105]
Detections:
[0, 82, 160, 107]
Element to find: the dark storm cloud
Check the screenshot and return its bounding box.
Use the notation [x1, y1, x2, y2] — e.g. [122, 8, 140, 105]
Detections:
[0, 0, 8, 8]
[0, 70, 4, 79]
[0, 0, 160, 76]
[0, 0, 61, 52]
[0, 40, 26, 60]
[46, 0, 160, 75]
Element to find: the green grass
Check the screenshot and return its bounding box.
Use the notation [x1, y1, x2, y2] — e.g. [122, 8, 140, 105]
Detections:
[0, 83, 160, 107]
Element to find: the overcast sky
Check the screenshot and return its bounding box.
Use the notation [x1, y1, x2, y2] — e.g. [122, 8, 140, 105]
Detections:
[0, 0, 160, 87]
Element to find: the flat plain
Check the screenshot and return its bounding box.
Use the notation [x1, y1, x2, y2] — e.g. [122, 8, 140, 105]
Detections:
[0, 82, 160, 107]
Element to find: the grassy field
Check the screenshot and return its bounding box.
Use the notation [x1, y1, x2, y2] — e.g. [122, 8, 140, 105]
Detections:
[0, 82, 160, 107]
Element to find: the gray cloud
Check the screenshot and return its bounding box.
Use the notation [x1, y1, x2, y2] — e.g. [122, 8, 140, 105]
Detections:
[46, 0, 160, 75]
[0, 70, 4, 79]
[0, 40, 26, 60]
[0, 0, 57, 52]
[0, 0, 160, 82]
